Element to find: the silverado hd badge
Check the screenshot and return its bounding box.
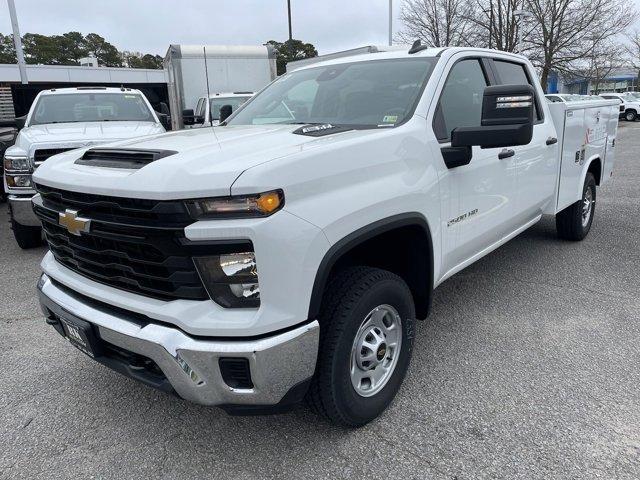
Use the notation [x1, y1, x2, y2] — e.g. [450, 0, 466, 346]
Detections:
[448, 208, 479, 227]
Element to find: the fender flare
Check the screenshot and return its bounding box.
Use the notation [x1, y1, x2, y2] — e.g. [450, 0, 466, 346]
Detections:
[307, 212, 434, 320]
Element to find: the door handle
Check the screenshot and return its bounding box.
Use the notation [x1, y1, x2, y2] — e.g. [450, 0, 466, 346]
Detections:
[498, 148, 515, 160]
[546, 136, 558, 145]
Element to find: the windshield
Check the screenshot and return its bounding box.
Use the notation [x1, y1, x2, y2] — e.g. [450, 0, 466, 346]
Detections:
[210, 96, 251, 120]
[620, 93, 637, 102]
[30, 93, 154, 125]
[227, 58, 437, 128]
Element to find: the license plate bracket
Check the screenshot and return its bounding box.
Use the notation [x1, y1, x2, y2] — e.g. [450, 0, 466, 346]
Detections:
[59, 314, 103, 358]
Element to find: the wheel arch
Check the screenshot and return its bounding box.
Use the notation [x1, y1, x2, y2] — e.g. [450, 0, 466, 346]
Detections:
[308, 213, 434, 321]
[586, 156, 602, 186]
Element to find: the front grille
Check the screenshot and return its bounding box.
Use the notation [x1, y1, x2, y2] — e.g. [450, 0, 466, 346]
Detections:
[33, 148, 75, 165]
[33, 184, 212, 301]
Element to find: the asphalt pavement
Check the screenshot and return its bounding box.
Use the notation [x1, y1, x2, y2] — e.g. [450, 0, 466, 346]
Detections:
[1, 123, 639, 479]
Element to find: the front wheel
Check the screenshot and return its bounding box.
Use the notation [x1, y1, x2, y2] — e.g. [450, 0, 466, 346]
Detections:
[306, 266, 415, 427]
[625, 110, 637, 122]
[556, 172, 596, 241]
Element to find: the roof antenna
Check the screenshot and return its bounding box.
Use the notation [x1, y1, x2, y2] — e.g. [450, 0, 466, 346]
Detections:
[203, 46, 213, 127]
[408, 39, 428, 54]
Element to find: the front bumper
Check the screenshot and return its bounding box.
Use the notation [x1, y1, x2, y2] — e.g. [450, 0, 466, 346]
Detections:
[8, 194, 39, 226]
[38, 274, 320, 410]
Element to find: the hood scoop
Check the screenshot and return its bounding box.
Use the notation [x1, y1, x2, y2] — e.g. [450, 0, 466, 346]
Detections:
[292, 123, 354, 137]
[74, 148, 177, 169]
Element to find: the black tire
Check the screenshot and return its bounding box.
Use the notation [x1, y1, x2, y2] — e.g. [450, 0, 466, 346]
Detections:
[11, 217, 43, 249]
[625, 110, 637, 122]
[556, 172, 596, 241]
[307, 266, 415, 427]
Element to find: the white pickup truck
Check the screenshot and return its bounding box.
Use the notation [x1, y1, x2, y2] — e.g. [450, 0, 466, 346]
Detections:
[32, 46, 617, 427]
[2, 87, 166, 248]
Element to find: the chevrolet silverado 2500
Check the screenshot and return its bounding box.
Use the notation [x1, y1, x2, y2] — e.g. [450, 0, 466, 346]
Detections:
[32, 46, 617, 427]
[3, 87, 165, 249]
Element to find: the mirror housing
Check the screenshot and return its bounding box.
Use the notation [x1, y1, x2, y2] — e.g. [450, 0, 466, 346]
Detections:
[182, 109, 195, 126]
[157, 112, 171, 130]
[451, 84, 535, 149]
[219, 104, 233, 123]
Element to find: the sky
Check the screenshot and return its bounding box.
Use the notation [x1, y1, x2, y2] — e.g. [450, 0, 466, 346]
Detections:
[0, 0, 403, 56]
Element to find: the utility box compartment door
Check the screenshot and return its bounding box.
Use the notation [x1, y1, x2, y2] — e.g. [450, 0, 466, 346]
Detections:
[549, 101, 616, 213]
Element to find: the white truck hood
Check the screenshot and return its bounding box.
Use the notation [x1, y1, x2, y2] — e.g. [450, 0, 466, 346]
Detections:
[33, 124, 375, 199]
[8, 121, 165, 158]
[18, 121, 163, 146]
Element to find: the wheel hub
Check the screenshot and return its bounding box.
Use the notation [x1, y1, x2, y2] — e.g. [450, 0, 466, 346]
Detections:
[350, 305, 402, 397]
[582, 187, 594, 227]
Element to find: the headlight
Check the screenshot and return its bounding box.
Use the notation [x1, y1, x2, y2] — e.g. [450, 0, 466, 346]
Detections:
[193, 252, 260, 308]
[185, 190, 283, 219]
[3, 155, 30, 172]
[5, 174, 33, 188]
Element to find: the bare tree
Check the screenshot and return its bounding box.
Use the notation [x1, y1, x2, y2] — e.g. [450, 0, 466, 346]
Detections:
[467, 0, 522, 52]
[524, 0, 636, 91]
[624, 32, 640, 90]
[396, 0, 475, 47]
[566, 40, 627, 93]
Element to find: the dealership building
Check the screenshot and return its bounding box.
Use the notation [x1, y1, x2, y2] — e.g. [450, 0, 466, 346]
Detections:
[0, 62, 168, 120]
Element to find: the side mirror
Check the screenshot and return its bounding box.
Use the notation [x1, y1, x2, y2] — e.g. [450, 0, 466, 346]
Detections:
[157, 112, 171, 130]
[219, 104, 233, 123]
[452, 84, 535, 149]
[182, 108, 195, 126]
[158, 102, 170, 116]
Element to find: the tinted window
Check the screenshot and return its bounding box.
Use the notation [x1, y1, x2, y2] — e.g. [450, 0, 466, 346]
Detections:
[493, 60, 541, 119]
[228, 58, 436, 128]
[434, 59, 487, 141]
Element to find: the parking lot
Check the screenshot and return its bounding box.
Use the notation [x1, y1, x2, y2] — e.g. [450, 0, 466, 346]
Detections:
[0, 122, 638, 479]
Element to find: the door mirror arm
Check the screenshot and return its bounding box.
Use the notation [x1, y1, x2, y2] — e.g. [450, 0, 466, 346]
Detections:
[441, 146, 471, 169]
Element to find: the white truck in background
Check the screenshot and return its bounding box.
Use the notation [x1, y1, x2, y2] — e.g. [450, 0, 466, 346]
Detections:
[2, 87, 166, 249]
[32, 46, 617, 427]
[600, 92, 640, 121]
[189, 92, 254, 127]
[164, 45, 276, 130]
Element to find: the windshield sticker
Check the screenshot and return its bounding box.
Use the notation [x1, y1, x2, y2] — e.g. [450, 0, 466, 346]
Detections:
[382, 115, 398, 123]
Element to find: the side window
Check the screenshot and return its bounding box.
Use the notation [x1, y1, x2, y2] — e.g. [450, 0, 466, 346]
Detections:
[493, 60, 542, 120]
[195, 98, 205, 118]
[434, 59, 488, 141]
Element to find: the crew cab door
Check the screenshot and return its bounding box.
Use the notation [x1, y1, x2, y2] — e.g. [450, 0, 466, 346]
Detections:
[432, 57, 518, 275]
[490, 59, 557, 220]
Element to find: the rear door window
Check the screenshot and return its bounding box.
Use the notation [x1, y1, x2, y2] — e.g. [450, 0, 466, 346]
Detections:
[493, 60, 542, 120]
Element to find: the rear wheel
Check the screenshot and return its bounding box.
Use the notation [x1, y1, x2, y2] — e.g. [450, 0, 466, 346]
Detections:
[307, 266, 415, 427]
[625, 110, 637, 122]
[11, 217, 43, 249]
[556, 172, 596, 241]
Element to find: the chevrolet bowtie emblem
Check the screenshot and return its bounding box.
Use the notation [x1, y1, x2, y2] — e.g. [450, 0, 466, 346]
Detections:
[58, 209, 91, 236]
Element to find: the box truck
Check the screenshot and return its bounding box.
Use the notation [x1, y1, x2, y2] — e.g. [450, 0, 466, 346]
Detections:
[164, 44, 276, 129]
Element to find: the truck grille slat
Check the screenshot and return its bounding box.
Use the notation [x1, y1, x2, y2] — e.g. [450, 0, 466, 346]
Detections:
[35, 183, 191, 226]
[33, 184, 211, 301]
[33, 148, 75, 165]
